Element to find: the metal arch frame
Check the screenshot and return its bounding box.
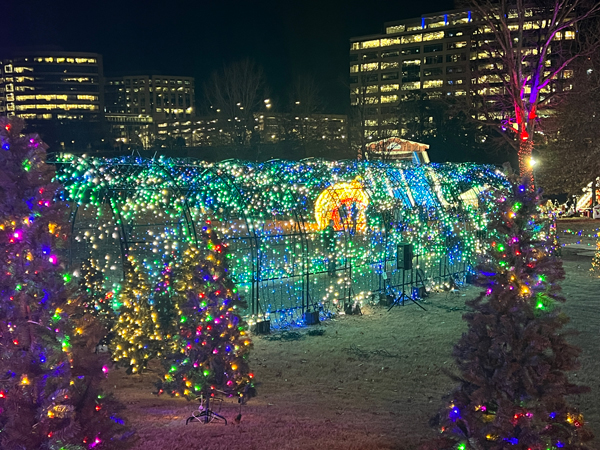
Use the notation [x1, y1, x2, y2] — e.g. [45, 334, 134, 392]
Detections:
[148, 157, 199, 247]
[55, 156, 507, 325]
[193, 163, 262, 317]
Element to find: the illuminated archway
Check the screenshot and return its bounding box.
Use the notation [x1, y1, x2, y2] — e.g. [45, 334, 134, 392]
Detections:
[314, 178, 370, 232]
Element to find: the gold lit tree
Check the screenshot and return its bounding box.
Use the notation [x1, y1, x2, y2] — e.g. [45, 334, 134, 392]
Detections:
[111, 255, 162, 374]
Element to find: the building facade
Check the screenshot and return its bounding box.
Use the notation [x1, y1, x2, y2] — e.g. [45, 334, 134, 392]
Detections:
[170, 112, 348, 148]
[0, 51, 104, 148]
[104, 74, 195, 148]
[349, 8, 575, 140]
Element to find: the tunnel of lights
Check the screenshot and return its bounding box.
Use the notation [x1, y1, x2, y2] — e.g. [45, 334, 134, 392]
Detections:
[54, 156, 508, 326]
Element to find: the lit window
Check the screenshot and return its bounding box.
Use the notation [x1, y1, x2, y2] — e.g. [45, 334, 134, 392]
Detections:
[351, 42, 360, 50]
[350, 65, 359, 73]
[447, 41, 467, 49]
[407, 25, 422, 31]
[365, 119, 378, 126]
[423, 31, 444, 41]
[401, 81, 420, 90]
[77, 95, 98, 101]
[428, 20, 446, 29]
[386, 25, 405, 34]
[477, 74, 503, 83]
[452, 17, 469, 25]
[380, 84, 399, 92]
[361, 40, 380, 49]
[565, 30, 575, 40]
[381, 62, 399, 70]
[381, 94, 398, 103]
[401, 34, 422, 44]
[363, 97, 379, 104]
[365, 85, 378, 94]
[563, 70, 574, 79]
[422, 79, 443, 88]
[361, 63, 379, 71]
[381, 38, 401, 46]
[403, 59, 421, 66]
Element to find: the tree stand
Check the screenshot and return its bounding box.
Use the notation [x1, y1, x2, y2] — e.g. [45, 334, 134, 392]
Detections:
[186, 392, 227, 425]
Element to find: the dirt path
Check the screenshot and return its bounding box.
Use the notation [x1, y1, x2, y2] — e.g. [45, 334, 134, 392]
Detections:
[109, 219, 600, 450]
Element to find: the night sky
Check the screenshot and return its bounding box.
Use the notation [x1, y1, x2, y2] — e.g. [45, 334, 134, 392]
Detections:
[6, 0, 454, 113]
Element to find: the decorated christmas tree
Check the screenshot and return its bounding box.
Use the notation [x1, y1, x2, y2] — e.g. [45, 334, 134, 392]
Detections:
[79, 257, 114, 328]
[111, 255, 162, 374]
[0, 117, 132, 449]
[426, 180, 593, 450]
[156, 221, 255, 402]
[152, 257, 177, 340]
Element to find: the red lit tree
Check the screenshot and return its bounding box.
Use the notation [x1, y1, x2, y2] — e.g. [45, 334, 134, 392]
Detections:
[0, 117, 133, 449]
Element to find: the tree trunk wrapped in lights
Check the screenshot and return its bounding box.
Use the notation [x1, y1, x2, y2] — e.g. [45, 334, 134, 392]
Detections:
[156, 221, 255, 402]
[591, 241, 600, 277]
[425, 179, 593, 450]
[467, 0, 600, 182]
[110, 255, 163, 374]
[0, 117, 133, 449]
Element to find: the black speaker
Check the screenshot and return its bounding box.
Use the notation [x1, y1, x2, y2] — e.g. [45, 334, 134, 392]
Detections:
[252, 320, 271, 335]
[397, 243, 413, 270]
[303, 310, 320, 325]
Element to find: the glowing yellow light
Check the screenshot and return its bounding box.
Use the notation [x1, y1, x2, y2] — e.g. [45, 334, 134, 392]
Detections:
[314, 178, 369, 232]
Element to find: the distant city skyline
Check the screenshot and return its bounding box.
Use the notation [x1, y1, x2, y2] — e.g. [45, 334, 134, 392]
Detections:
[7, 0, 454, 113]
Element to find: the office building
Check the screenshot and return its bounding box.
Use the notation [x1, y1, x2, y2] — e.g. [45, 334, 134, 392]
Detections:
[0, 51, 104, 148]
[349, 8, 575, 139]
[105, 75, 195, 145]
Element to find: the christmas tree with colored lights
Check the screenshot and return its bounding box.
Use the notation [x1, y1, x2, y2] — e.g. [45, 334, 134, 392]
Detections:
[0, 117, 133, 449]
[79, 257, 114, 328]
[156, 221, 255, 402]
[425, 180, 593, 450]
[111, 255, 162, 374]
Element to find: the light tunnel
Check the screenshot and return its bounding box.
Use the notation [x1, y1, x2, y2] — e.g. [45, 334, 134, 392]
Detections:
[54, 155, 508, 326]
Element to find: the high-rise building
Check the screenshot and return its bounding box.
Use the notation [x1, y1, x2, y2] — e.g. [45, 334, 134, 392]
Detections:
[349, 8, 575, 140]
[350, 10, 473, 139]
[0, 51, 104, 148]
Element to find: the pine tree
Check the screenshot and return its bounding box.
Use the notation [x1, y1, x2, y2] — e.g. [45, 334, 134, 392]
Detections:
[156, 221, 255, 402]
[0, 117, 133, 449]
[427, 180, 593, 450]
[111, 255, 162, 374]
[79, 257, 114, 329]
